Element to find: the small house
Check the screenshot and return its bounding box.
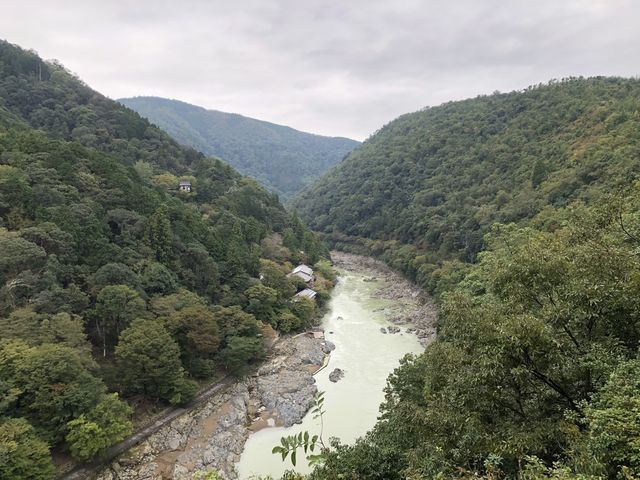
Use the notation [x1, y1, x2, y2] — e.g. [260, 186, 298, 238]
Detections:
[179, 180, 192, 192]
[288, 264, 314, 284]
[294, 288, 317, 301]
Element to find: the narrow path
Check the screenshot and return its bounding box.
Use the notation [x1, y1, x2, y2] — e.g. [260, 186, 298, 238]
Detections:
[57, 376, 233, 480]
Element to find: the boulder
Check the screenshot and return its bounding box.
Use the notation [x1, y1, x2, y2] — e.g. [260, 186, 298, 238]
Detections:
[322, 340, 336, 354]
[329, 368, 345, 383]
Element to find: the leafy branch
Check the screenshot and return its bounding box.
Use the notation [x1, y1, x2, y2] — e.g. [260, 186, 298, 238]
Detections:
[272, 391, 328, 467]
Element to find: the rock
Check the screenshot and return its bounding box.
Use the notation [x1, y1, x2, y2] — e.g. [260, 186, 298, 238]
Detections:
[322, 340, 336, 354]
[336, 316, 343, 321]
[329, 368, 345, 383]
[257, 370, 317, 427]
[406, 327, 416, 334]
[380, 327, 387, 334]
[387, 326, 401, 334]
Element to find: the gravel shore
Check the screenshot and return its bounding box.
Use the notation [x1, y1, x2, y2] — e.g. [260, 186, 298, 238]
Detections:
[331, 251, 438, 347]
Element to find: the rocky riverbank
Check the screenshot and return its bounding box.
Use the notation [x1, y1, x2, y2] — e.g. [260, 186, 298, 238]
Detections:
[331, 251, 438, 347]
[93, 253, 436, 480]
[94, 334, 329, 480]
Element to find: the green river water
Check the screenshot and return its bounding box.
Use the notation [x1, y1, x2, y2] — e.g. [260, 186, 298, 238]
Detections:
[236, 267, 424, 478]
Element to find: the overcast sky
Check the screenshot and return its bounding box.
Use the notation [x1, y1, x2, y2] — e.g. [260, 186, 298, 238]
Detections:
[1, 0, 638, 140]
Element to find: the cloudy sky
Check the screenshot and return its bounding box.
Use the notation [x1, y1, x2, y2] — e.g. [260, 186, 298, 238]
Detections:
[1, 0, 638, 140]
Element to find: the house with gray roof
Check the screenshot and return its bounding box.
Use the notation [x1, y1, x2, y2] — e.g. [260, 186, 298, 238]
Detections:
[288, 264, 314, 284]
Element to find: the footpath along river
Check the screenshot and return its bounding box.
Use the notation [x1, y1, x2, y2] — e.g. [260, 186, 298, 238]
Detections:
[236, 255, 432, 478]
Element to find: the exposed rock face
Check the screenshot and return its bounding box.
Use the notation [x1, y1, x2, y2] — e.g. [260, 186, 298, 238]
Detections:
[329, 368, 345, 383]
[256, 369, 316, 427]
[332, 251, 438, 347]
[380, 327, 387, 334]
[387, 326, 401, 334]
[95, 384, 250, 480]
[93, 333, 328, 480]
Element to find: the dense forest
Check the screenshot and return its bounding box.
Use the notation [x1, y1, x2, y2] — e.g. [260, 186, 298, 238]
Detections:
[292, 77, 640, 295]
[288, 78, 640, 478]
[119, 97, 359, 199]
[0, 40, 332, 478]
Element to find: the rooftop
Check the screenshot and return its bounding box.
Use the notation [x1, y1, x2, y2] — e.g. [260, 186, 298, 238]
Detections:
[292, 264, 313, 276]
[294, 288, 317, 300]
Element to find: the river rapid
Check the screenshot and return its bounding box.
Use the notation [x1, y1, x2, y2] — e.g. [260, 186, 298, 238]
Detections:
[236, 261, 427, 478]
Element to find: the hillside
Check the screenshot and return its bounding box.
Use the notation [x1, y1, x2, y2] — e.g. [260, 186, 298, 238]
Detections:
[0, 39, 330, 477]
[292, 77, 640, 294]
[291, 78, 640, 479]
[118, 96, 359, 199]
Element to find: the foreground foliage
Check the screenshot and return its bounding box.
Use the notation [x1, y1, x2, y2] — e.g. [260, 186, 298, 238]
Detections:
[308, 190, 640, 479]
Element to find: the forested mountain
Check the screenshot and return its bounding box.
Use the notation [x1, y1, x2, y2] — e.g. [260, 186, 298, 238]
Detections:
[293, 77, 640, 294]
[118, 96, 359, 199]
[0, 40, 331, 477]
[292, 78, 640, 479]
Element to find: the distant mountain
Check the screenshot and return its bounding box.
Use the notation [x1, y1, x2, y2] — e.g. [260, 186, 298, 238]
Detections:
[118, 97, 359, 199]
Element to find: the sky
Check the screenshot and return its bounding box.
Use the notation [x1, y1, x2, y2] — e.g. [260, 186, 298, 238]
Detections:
[1, 0, 639, 140]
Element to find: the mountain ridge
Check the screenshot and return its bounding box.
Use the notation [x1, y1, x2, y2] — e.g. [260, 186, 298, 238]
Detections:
[119, 96, 360, 199]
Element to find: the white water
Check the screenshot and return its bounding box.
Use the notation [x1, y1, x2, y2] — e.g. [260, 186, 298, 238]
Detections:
[235, 268, 423, 479]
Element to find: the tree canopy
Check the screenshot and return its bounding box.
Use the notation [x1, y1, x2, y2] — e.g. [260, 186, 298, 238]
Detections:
[0, 39, 329, 475]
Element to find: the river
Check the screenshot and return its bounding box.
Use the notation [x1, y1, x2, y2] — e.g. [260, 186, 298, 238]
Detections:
[236, 267, 424, 479]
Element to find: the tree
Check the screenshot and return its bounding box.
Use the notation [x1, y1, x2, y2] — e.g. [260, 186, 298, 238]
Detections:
[0, 341, 105, 443]
[145, 204, 172, 263]
[245, 284, 278, 324]
[140, 261, 177, 295]
[213, 306, 261, 340]
[218, 336, 265, 375]
[0, 417, 54, 480]
[290, 298, 316, 328]
[166, 305, 220, 377]
[178, 243, 219, 297]
[150, 289, 206, 317]
[0, 308, 89, 353]
[259, 259, 296, 301]
[115, 318, 194, 404]
[66, 393, 133, 461]
[569, 358, 640, 478]
[0, 235, 46, 285]
[88, 262, 140, 293]
[94, 284, 146, 357]
[276, 311, 302, 333]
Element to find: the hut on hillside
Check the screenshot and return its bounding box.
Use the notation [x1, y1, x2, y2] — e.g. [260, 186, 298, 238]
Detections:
[289, 264, 314, 284]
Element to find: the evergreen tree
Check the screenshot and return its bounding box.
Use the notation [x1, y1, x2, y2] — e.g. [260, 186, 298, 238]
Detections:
[145, 204, 173, 263]
[116, 318, 194, 405]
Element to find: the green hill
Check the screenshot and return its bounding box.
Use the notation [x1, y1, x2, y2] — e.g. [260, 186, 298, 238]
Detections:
[0, 39, 329, 476]
[292, 77, 640, 293]
[118, 96, 359, 199]
[292, 78, 640, 479]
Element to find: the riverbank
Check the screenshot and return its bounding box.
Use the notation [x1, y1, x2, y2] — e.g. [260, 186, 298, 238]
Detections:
[93, 333, 329, 480]
[236, 254, 431, 478]
[331, 251, 438, 346]
[93, 253, 438, 480]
